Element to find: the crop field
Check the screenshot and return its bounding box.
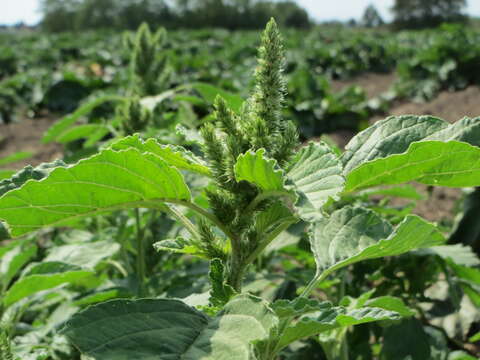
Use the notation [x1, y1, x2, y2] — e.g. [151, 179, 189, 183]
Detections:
[1, 16, 480, 360]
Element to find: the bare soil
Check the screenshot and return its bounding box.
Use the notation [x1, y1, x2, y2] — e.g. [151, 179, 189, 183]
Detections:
[374, 86, 480, 123]
[0, 117, 62, 170]
[332, 72, 397, 98]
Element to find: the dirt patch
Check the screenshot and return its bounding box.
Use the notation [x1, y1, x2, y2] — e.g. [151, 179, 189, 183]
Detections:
[0, 117, 62, 170]
[332, 72, 396, 99]
[374, 86, 480, 123]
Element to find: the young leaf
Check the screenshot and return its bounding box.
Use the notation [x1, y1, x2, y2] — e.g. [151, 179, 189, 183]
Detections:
[42, 94, 125, 143]
[310, 207, 444, 278]
[209, 258, 236, 307]
[56, 124, 110, 144]
[63, 295, 278, 360]
[345, 141, 480, 192]
[153, 237, 205, 257]
[44, 240, 120, 269]
[235, 149, 285, 191]
[111, 134, 211, 176]
[286, 142, 344, 221]
[191, 82, 244, 112]
[0, 152, 33, 167]
[3, 262, 93, 307]
[0, 148, 190, 237]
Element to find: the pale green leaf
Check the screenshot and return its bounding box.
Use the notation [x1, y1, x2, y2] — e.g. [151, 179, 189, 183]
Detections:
[415, 244, 480, 266]
[111, 134, 210, 176]
[0, 242, 37, 289]
[345, 141, 480, 192]
[426, 117, 480, 147]
[272, 298, 332, 318]
[3, 262, 93, 307]
[286, 142, 344, 221]
[0, 148, 190, 237]
[235, 149, 285, 191]
[310, 207, 444, 276]
[153, 237, 204, 257]
[63, 294, 277, 360]
[342, 115, 447, 174]
[278, 305, 399, 350]
[44, 240, 120, 269]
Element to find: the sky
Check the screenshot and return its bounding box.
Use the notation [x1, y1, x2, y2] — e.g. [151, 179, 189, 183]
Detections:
[2, 0, 480, 25]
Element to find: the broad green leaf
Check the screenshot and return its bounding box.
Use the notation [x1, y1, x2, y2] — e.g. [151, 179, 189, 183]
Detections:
[0, 148, 190, 237]
[110, 134, 210, 176]
[310, 207, 444, 277]
[415, 244, 480, 266]
[0, 242, 37, 289]
[345, 141, 480, 192]
[0, 160, 66, 197]
[3, 261, 93, 307]
[342, 115, 447, 174]
[44, 240, 120, 269]
[359, 185, 425, 200]
[380, 319, 447, 360]
[364, 296, 414, 317]
[56, 124, 110, 144]
[191, 82, 244, 112]
[286, 142, 344, 221]
[43, 95, 124, 143]
[63, 294, 277, 360]
[0, 152, 33, 167]
[278, 305, 399, 350]
[73, 288, 132, 307]
[235, 149, 285, 191]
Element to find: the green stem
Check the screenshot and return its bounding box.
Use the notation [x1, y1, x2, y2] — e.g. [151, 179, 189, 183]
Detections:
[245, 190, 295, 214]
[173, 200, 237, 242]
[135, 208, 146, 297]
[164, 205, 201, 240]
[244, 219, 297, 266]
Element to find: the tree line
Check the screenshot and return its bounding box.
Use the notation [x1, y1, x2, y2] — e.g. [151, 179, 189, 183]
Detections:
[40, 0, 311, 32]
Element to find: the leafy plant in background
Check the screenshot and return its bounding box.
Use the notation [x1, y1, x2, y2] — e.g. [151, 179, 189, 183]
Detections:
[1, 20, 480, 360]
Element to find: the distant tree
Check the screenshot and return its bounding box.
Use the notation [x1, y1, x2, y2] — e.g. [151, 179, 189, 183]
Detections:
[40, 0, 311, 31]
[362, 4, 384, 28]
[392, 0, 467, 29]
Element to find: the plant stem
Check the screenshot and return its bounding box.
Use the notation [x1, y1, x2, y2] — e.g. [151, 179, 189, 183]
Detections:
[135, 208, 146, 297]
[174, 200, 237, 242]
[164, 205, 201, 240]
[244, 219, 297, 266]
